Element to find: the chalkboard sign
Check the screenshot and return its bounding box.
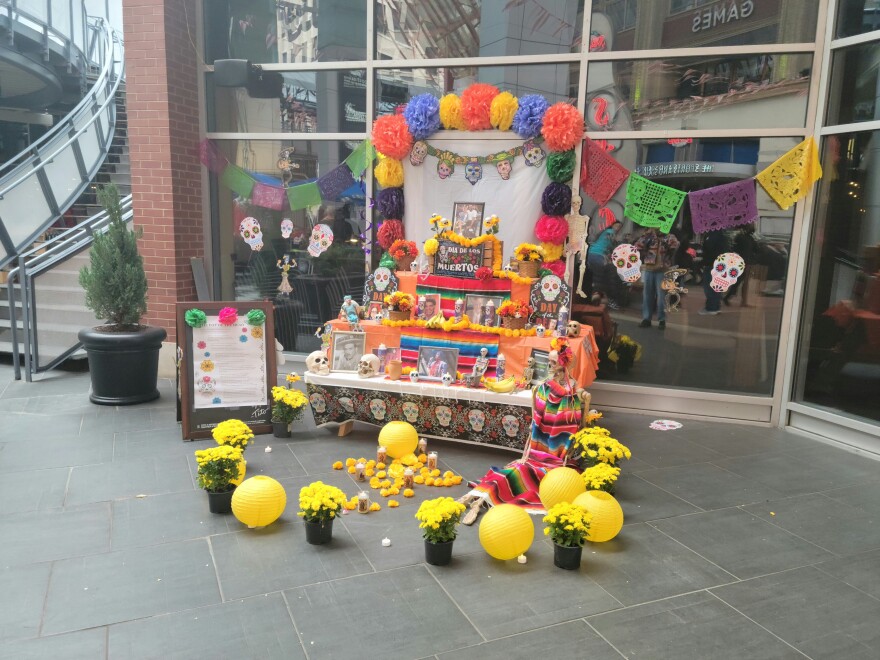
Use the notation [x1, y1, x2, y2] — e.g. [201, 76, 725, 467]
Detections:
[362, 266, 399, 307]
[529, 273, 571, 321]
[433, 240, 485, 278]
[177, 301, 276, 440]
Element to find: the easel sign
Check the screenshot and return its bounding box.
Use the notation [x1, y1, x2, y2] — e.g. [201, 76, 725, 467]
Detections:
[433, 240, 485, 278]
[176, 301, 276, 440]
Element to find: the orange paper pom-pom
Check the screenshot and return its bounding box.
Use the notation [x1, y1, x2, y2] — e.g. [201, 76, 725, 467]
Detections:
[460, 83, 499, 131]
[541, 102, 584, 152]
[371, 114, 413, 160]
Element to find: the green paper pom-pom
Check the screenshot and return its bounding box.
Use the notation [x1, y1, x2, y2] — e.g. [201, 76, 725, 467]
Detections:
[185, 309, 207, 328]
[246, 309, 266, 326]
[546, 150, 576, 183]
[379, 251, 396, 268]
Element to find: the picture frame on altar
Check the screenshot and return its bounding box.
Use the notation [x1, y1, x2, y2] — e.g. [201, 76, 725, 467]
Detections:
[464, 293, 504, 327]
[421, 294, 441, 319]
[367, 301, 384, 321]
[530, 348, 550, 385]
[417, 346, 459, 381]
[452, 202, 484, 239]
[330, 331, 366, 372]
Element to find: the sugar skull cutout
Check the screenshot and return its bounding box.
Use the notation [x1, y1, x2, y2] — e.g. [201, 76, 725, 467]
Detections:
[435, 405, 453, 427]
[523, 139, 546, 167]
[540, 274, 563, 302]
[710, 252, 745, 293]
[467, 409, 486, 432]
[280, 218, 293, 239]
[338, 397, 355, 413]
[197, 375, 216, 394]
[373, 267, 392, 292]
[464, 160, 483, 186]
[308, 223, 334, 257]
[239, 217, 263, 251]
[501, 414, 520, 438]
[496, 158, 512, 180]
[369, 398, 387, 421]
[309, 392, 326, 413]
[410, 141, 428, 166]
[611, 244, 642, 282]
[401, 401, 420, 423]
[437, 158, 454, 180]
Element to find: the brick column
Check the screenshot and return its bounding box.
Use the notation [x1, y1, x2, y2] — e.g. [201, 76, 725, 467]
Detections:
[123, 0, 203, 343]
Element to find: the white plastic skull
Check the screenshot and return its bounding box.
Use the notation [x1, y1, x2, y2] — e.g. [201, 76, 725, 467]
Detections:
[435, 405, 452, 427]
[307, 223, 334, 257]
[197, 375, 216, 394]
[280, 218, 293, 239]
[464, 160, 483, 185]
[496, 159, 512, 180]
[409, 141, 428, 166]
[566, 320, 581, 338]
[711, 252, 746, 293]
[338, 397, 355, 413]
[305, 350, 330, 375]
[369, 398, 387, 420]
[540, 275, 563, 302]
[441, 372, 454, 386]
[239, 217, 263, 251]
[401, 401, 420, 423]
[611, 244, 642, 282]
[409, 371, 420, 383]
[501, 414, 520, 438]
[373, 267, 392, 292]
[467, 409, 486, 432]
[536, 325, 546, 338]
[358, 354, 380, 378]
[523, 139, 546, 167]
[309, 392, 326, 413]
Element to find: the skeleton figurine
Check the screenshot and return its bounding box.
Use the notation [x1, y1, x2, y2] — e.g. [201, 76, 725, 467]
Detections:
[522, 356, 536, 384]
[305, 351, 330, 375]
[339, 295, 361, 323]
[661, 267, 689, 312]
[566, 195, 590, 284]
[357, 354, 380, 378]
[472, 347, 489, 379]
[454, 298, 464, 323]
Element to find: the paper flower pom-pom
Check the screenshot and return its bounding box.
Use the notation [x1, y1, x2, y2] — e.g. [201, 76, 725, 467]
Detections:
[403, 93, 441, 140]
[375, 158, 404, 188]
[547, 150, 576, 183]
[439, 94, 465, 130]
[376, 187, 405, 220]
[424, 238, 439, 256]
[246, 309, 266, 326]
[512, 94, 549, 138]
[377, 219, 404, 251]
[490, 92, 518, 131]
[218, 307, 238, 326]
[460, 83, 499, 131]
[371, 114, 413, 161]
[541, 242, 565, 262]
[185, 309, 207, 328]
[541, 260, 567, 278]
[541, 102, 584, 152]
[535, 214, 569, 245]
[475, 266, 494, 281]
[541, 182, 573, 216]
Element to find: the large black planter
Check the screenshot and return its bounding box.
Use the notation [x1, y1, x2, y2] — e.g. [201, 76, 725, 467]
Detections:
[78, 325, 166, 405]
[553, 543, 583, 570]
[304, 518, 334, 545]
[207, 489, 234, 514]
[424, 539, 454, 566]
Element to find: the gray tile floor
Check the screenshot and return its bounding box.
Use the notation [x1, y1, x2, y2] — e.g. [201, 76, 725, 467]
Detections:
[1, 363, 879, 659]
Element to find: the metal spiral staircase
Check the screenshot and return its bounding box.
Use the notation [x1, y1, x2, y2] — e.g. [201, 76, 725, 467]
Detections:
[0, 1, 128, 380]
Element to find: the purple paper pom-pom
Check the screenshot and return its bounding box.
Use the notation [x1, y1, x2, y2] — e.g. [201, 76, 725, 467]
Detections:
[376, 187, 405, 220]
[541, 182, 572, 216]
[404, 94, 441, 140]
[512, 94, 549, 139]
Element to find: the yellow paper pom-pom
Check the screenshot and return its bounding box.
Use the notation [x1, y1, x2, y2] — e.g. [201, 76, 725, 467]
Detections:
[439, 93, 466, 130]
[376, 462, 386, 470]
[332, 461, 343, 470]
[370, 502, 381, 511]
[414, 475, 425, 484]
[375, 158, 404, 187]
[345, 458, 356, 467]
[403, 488, 415, 497]
[347, 466, 356, 474]
[388, 500, 400, 508]
[377, 470, 387, 479]
[380, 488, 390, 497]
[540, 242, 565, 262]
[430, 469, 441, 477]
[424, 238, 439, 256]
[418, 454, 428, 463]
[381, 480, 392, 489]
[425, 477, 435, 486]
[490, 91, 518, 131]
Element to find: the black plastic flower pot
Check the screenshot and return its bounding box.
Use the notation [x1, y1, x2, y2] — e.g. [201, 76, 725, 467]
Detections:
[553, 543, 583, 570]
[272, 421, 291, 438]
[424, 539, 454, 566]
[304, 518, 334, 545]
[78, 325, 167, 405]
[207, 489, 234, 514]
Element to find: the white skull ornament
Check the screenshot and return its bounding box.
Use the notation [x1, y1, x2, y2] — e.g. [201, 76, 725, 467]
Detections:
[435, 405, 453, 427]
[239, 217, 263, 251]
[369, 398, 387, 420]
[540, 275, 563, 302]
[536, 325, 546, 338]
[280, 218, 293, 239]
[467, 409, 486, 432]
[307, 223, 334, 257]
[401, 401, 420, 423]
[566, 320, 582, 338]
[373, 267, 392, 292]
[501, 414, 521, 438]
[309, 392, 326, 413]
[305, 350, 330, 375]
[441, 372, 454, 387]
[611, 244, 642, 282]
[710, 252, 745, 293]
[357, 354, 380, 378]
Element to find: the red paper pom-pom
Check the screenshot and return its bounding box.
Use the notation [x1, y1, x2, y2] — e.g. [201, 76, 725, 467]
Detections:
[372, 115, 413, 160]
[460, 83, 499, 131]
[377, 219, 405, 251]
[535, 214, 569, 245]
[541, 103, 584, 152]
[475, 266, 494, 281]
[542, 260, 566, 278]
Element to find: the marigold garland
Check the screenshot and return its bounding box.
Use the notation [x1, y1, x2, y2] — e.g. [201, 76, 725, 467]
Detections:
[439, 93, 466, 130]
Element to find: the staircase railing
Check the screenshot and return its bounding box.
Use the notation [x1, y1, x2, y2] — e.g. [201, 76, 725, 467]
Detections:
[8, 194, 133, 380]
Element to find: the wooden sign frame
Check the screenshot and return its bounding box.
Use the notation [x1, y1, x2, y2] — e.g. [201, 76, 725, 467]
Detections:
[176, 301, 276, 440]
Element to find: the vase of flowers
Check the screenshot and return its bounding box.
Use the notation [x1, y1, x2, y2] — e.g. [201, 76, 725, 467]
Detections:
[543, 502, 592, 570]
[514, 243, 544, 278]
[298, 481, 348, 544]
[415, 497, 466, 566]
[497, 300, 533, 330]
[195, 445, 244, 513]
[384, 291, 415, 321]
[271, 373, 308, 438]
[608, 334, 642, 374]
[389, 239, 418, 272]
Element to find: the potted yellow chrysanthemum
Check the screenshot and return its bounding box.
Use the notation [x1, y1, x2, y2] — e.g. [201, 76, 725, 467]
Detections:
[298, 481, 348, 545]
[415, 497, 466, 566]
[271, 373, 307, 438]
[543, 502, 592, 570]
[195, 445, 244, 514]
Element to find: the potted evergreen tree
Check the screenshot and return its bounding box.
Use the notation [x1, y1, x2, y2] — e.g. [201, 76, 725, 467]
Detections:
[78, 184, 166, 404]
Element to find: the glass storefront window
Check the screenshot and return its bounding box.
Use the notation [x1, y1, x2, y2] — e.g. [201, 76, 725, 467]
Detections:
[206, 70, 367, 134]
[579, 137, 799, 395]
[204, 0, 366, 65]
[825, 41, 880, 126]
[375, 0, 583, 60]
[590, 0, 818, 50]
[585, 53, 812, 132]
[210, 140, 367, 354]
[836, 0, 880, 38]
[797, 130, 880, 422]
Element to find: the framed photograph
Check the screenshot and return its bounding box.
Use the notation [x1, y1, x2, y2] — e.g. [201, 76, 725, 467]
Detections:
[417, 346, 459, 381]
[530, 348, 550, 385]
[330, 331, 366, 372]
[452, 202, 485, 239]
[366, 301, 384, 321]
[464, 293, 505, 327]
[420, 293, 441, 319]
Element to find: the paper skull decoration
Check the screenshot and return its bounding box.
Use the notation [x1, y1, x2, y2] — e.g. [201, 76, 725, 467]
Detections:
[566, 320, 582, 338]
[467, 409, 486, 432]
[435, 405, 452, 427]
[611, 244, 642, 282]
[280, 218, 293, 239]
[358, 354, 381, 378]
[540, 274, 563, 302]
[338, 397, 355, 413]
[307, 223, 334, 257]
[464, 160, 483, 186]
[437, 158, 454, 180]
[501, 414, 520, 438]
[401, 401, 420, 423]
[523, 139, 547, 167]
[496, 158, 512, 180]
[239, 217, 263, 251]
[305, 350, 330, 375]
[710, 252, 746, 293]
[369, 398, 387, 420]
[441, 372, 454, 387]
[373, 267, 392, 292]
[410, 141, 428, 166]
[309, 392, 326, 413]
[197, 375, 216, 394]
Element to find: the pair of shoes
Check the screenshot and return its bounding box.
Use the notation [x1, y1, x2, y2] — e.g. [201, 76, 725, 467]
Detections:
[638, 319, 651, 328]
[698, 309, 721, 316]
[606, 300, 620, 310]
[658, 320, 666, 329]
[460, 499, 484, 526]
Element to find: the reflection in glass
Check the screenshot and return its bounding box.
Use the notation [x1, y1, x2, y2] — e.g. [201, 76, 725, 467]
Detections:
[374, 0, 583, 59]
[798, 131, 880, 422]
[210, 140, 367, 354]
[577, 138, 800, 395]
[836, 0, 880, 38]
[826, 42, 880, 126]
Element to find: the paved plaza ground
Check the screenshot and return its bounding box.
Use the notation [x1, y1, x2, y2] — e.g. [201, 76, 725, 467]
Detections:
[1, 361, 880, 659]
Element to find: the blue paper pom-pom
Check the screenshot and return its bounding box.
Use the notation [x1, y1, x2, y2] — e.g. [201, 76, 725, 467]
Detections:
[404, 94, 441, 140]
[512, 95, 549, 139]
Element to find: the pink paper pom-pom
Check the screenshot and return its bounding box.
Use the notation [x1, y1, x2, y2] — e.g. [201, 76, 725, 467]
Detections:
[460, 83, 499, 131]
[534, 214, 569, 245]
[542, 260, 566, 278]
[371, 114, 414, 161]
[218, 307, 239, 326]
[541, 103, 584, 152]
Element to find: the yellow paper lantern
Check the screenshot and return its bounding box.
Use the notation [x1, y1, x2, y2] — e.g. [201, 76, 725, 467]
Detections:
[232, 475, 287, 528]
[378, 421, 418, 459]
[539, 467, 586, 510]
[573, 490, 623, 543]
[479, 504, 534, 560]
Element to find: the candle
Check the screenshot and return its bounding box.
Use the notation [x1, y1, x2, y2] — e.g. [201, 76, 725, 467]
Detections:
[417, 437, 428, 455]
[377, 343, 387, 370]
[427, 452, 438, 470]
[403, 468, 414, 489]
[357, 491, 370, 514]
[496, 352, 506, 380]
[355, 462, 366, 481]
[377, 446, 387, 464]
